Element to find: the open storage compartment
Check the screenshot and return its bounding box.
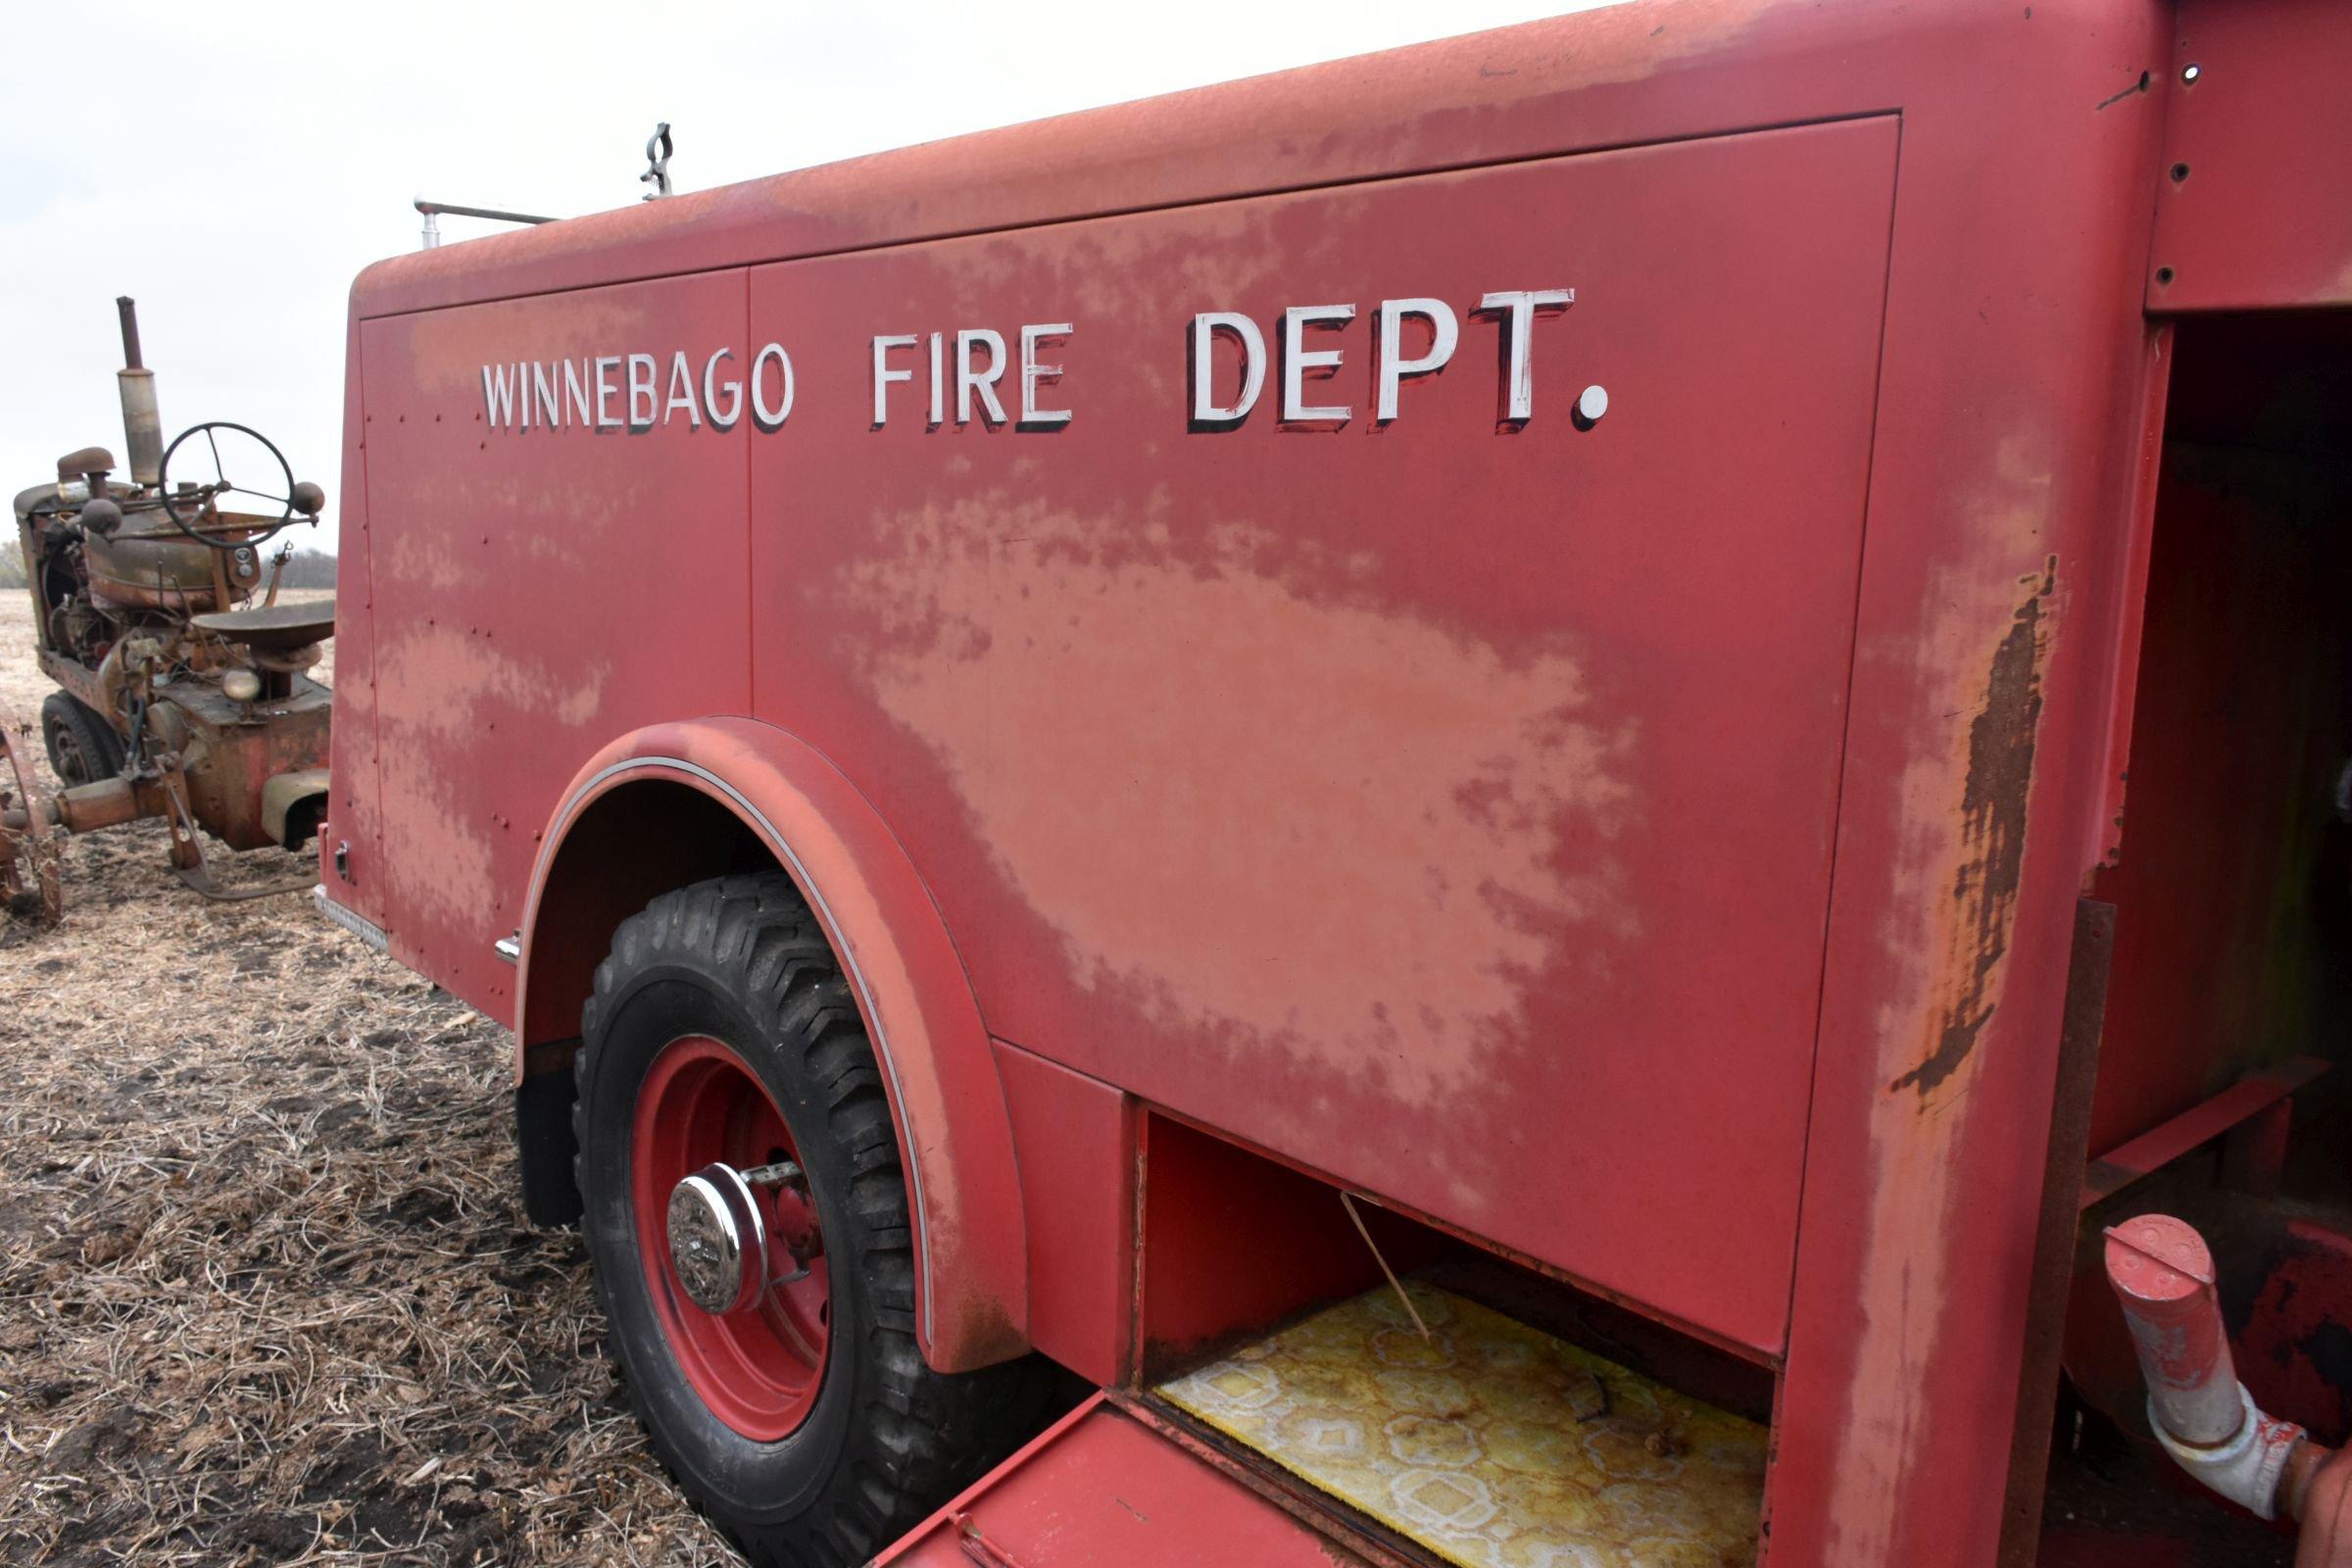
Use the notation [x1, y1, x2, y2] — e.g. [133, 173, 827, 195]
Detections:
[2087, 313, 2352, 1166]
[1130, 1111, 1774, 1567]
[2034, 310, 2352, 1568]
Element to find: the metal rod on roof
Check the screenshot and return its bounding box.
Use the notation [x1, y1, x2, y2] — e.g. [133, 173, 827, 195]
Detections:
[413, 198, 560, 250]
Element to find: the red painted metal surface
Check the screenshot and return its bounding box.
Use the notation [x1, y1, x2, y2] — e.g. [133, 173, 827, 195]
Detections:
[1766, 3, 2175, 1561]
[2084, 1060, 2330, 1210]
[743, 112, 1894, 1359]
[1135, 1114, 1431, 1378]
[2148, 0, 2352, 313]
[630, 1034, 830, 1441]
[321, 315, 384, 927]
[317, 2, 2352, 1562]
[878, 1395, 1367, 1568]
[2086, 327, 2171, 880]
[352, 271, 754, 1025]
[990, 1041, 1133, 1389]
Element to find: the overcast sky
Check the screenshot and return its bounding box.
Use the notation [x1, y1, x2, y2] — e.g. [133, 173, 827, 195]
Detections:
[6, 0, 1619, 554]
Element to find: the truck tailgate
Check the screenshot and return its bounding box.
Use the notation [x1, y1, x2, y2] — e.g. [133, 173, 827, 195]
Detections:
[878, 1395, 1363, 1567]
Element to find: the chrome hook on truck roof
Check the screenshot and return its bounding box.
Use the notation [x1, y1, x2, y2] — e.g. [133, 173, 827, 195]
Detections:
[641, 122, 673, 201]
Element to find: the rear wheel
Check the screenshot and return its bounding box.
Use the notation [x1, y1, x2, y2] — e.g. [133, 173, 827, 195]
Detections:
[574, 872, 1054, 1566]
[39, 693, 123, 788]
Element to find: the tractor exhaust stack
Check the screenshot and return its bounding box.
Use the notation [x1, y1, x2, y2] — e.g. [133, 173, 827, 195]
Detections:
[115, 296, 162, 486]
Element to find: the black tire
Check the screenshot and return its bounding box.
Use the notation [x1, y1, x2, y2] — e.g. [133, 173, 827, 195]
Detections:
[574, 872, 1055, 1566]
[39, 693, 123, 787]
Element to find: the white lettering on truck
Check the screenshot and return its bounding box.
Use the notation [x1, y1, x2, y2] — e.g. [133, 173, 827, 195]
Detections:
[1375, 299, 1459, 423]
[1281, 304, 1356, 424]
[1477, 288, 1577, 422]
[703, 350, 742, 430]
[956, 328, 1008, 426]
[480, 364, 517, 427]
[1190, 313, 1266, 424]
[475, 291, 1604, 435]
[1019, 323, 1072, 427]
[663, 352, 704, 430]
[625, 354, 660, 432]
[871, 334, 915, 426]
[750, 344, 795, 430]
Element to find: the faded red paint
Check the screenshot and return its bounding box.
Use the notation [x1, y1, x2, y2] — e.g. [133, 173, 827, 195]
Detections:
[319, 1, 2352, 1563]
[752, 115, 1894, 1358]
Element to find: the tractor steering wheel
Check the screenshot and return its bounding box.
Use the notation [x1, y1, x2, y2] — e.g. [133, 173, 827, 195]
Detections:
[157, 421, 300, 546]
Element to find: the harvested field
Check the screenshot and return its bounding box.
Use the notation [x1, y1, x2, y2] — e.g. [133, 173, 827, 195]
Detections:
[1, 591, 736, 1565]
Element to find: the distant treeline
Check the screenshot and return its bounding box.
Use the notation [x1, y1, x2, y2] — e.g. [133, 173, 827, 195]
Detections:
[0, 547, 333, 592]
[273, 549, 338, 589]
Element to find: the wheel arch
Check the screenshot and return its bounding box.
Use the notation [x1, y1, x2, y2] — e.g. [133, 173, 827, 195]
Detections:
[515, 715, 1030, 1373]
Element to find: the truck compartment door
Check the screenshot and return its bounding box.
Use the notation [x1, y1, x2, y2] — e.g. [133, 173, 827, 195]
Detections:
[878, 1396, 1366, 1568]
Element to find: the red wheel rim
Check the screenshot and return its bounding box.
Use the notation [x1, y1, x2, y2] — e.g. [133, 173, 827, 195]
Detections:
[632, 1034, 831, 1441]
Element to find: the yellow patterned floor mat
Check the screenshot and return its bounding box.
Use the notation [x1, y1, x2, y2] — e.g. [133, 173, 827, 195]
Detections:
[1157, 1282, 1766, 1568]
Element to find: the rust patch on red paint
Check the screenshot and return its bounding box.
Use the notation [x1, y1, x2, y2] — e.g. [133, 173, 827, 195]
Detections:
[943, 1292, 1024, 1368]
[1891, 558, 2057, 1099]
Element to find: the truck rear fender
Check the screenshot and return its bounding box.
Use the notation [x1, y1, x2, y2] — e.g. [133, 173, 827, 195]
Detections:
[515, 715, 1030, 1373]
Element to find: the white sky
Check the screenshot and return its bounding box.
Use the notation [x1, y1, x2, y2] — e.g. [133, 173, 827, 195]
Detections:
[7, 0, 1618, 554]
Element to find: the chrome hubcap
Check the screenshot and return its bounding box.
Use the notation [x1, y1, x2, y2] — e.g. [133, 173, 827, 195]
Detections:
[666, 1163, 767, 1315]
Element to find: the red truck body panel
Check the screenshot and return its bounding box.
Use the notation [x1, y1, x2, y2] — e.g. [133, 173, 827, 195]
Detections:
[323, 1, 2352, 1562]
[736, 115, 1897, 1358]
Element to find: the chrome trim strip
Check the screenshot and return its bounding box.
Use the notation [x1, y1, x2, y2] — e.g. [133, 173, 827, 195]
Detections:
[313, 884, 390, 954]
[547, 756, 937, 1340]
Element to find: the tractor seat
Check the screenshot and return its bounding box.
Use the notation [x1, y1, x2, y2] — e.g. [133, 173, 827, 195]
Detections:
[191, 604, 336, 652]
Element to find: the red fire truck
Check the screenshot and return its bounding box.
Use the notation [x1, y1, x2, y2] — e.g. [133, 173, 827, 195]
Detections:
[320, 2, 2352, 1563]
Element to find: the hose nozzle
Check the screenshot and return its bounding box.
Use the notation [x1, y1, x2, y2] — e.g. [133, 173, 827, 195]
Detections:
[2107, 1213, 2312, 1519]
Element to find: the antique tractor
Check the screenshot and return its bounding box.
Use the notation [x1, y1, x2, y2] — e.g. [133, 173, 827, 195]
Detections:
[2, 298, 332, 922]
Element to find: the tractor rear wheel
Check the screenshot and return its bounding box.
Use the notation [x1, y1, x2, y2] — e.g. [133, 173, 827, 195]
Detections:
[573, 872, 1055, 1566]
[40, 694, 123, 788]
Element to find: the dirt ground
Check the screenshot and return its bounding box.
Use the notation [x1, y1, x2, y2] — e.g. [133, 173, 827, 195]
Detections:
[0, 590, 737, 1565]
